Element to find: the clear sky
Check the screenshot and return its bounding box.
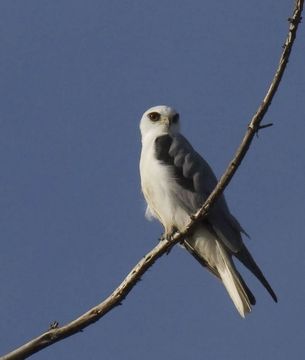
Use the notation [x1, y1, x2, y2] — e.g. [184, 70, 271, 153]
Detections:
[0, 1, 304, 359]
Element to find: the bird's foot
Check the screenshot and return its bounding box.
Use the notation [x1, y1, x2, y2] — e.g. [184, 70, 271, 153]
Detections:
[161, 227, 179, 255]
[159, 233, 167, 242]
[158, 233, 173, 254]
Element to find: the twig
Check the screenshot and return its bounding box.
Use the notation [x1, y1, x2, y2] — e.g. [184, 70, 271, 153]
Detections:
[1, 1, 303, 359]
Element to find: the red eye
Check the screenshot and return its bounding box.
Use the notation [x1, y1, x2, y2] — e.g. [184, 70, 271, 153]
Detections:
[148, 112, 161, 122]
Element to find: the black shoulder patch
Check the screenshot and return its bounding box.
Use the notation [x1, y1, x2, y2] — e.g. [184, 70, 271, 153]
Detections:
[154, 135, 195, 192]
[155, 135, 173, 163]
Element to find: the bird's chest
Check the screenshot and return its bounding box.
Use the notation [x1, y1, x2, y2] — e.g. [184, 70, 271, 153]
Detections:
[140, 138, 187, 231]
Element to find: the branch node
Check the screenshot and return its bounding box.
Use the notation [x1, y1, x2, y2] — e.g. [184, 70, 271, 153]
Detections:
[248, 122, 255, 131]
[288, 15, 302, 25]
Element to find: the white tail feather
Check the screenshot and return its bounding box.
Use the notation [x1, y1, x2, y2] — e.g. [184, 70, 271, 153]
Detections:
[186, 229, 252, 317]
[216, 242, 251, 317]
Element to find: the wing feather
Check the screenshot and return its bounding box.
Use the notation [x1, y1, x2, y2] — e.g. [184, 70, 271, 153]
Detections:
[155, 133, 244, 252]
[154, 132, 277, 303]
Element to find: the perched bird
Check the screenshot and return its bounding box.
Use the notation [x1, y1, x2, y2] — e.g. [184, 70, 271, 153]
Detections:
[139, 105, 277, 317]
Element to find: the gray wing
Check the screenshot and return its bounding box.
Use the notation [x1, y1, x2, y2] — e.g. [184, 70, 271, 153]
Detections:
[155, 133, 246, 252]
[155, 133, 277, 302]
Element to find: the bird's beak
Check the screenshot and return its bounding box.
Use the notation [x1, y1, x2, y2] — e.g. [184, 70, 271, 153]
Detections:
[163, 116, 172, 127]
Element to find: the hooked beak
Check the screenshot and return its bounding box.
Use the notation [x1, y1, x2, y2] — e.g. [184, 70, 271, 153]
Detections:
[163, 115, 173, 127]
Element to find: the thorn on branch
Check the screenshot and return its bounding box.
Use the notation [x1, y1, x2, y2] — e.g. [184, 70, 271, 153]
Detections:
[258, 123, 273, 130]
[49, 321, 59, 330]
[166, 246, 173, 255]
[288, 17, 296, 25]
[288, 15, 302, 25]
[255, 123, 273, 137]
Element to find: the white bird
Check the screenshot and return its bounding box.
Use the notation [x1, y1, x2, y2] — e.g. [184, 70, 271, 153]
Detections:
[139, 105, 277, 317]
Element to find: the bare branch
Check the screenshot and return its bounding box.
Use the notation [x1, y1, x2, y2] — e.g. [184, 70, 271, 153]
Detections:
[1, 1, 303, 359]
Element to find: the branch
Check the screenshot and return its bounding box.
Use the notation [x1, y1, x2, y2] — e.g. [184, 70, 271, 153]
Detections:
[1, 1, 303, 359]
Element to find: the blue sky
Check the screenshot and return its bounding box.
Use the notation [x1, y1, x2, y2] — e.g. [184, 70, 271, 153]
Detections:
[0, 1, 304, 359]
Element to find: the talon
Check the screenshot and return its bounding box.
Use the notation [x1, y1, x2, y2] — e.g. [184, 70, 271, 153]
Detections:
[159, 234, 166, 242]
[165, 234, 172, 241]
[159, 233, 171, 242]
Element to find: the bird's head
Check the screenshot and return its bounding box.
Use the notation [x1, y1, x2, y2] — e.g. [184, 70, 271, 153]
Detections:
[140, 105, 180, 138]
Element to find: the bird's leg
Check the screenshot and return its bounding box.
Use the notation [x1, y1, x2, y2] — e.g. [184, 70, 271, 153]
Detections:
[159, 226, 179, 255]
[159, 226, 177, 242]
[167, 226, 179, 241]
[158, 233, 173, 255]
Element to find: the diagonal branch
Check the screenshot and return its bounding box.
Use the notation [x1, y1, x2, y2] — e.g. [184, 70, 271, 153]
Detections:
[1, 1, 303, 359]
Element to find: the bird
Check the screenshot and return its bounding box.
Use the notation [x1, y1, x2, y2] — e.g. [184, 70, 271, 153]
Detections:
[139, 105, 277, 317]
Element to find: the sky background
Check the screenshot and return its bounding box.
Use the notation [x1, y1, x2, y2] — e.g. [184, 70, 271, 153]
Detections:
[0, 1, 304, 359]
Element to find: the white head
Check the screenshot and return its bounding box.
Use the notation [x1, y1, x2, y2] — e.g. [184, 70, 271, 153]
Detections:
[140, 105, 180, 139]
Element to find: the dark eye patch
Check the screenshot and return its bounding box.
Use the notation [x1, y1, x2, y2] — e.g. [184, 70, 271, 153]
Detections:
[148, 112, 161, 122]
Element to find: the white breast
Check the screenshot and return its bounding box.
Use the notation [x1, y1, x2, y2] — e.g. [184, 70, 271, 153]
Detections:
[140, 132, 189, 234]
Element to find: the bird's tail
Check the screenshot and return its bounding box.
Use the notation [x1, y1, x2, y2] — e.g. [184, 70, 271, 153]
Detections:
[215, 241, 253, 317]
[185, 231, 255, 318]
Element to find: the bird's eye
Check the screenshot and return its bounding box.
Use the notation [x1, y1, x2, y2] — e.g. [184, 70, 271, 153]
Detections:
[172, 113, 179, 123]
[148, 112, 161, 122]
